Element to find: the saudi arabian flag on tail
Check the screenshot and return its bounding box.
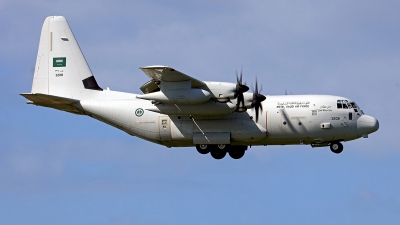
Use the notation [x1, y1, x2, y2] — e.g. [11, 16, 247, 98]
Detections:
[53, 57, 66, 67]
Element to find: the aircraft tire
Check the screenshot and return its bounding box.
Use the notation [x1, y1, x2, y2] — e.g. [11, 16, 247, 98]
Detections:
[196, 144, 210, 154]
[210, 149, 226, 160]
[217, 144, 228, 150]
[330, 142, 343, 154]
[229, 148, 245, 159]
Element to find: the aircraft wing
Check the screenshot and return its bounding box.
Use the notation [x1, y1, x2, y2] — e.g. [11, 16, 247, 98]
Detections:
[140, 66, 206, 89]
[137, 66, 238, 116]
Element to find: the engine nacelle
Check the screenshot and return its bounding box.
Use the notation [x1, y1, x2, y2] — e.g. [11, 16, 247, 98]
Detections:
[243, 92, 257, 108]
[203, 82, 236, 99]
[146, 101, 236, 116]
[137, 89, 212, 104]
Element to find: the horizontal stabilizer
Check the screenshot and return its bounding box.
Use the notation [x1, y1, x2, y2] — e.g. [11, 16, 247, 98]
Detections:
[20, 93, 84, 115]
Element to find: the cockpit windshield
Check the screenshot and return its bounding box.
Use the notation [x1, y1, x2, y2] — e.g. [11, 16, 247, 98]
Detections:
[337, 100, 360, 110]
[349, 102, 358, 109]
[337, 100, 363, 114]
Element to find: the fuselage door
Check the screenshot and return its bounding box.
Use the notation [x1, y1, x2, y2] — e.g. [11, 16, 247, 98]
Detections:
[159, 116, 171, 140]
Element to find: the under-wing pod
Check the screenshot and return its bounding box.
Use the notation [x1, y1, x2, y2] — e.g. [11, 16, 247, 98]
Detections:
[146, 101, 236, 116]
[137, 89, 212, 104]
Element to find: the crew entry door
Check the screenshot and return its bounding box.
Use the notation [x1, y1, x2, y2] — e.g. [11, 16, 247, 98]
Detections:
[159, 116, 171, 140]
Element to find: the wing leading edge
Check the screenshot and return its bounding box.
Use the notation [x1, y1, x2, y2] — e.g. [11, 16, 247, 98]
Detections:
[140, 66, 206, 89]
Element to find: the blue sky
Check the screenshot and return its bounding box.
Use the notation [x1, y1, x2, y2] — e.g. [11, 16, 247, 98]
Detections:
[1, 0, 400, 224]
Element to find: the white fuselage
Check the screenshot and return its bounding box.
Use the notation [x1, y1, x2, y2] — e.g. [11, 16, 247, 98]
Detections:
[76, 90, 377, 148]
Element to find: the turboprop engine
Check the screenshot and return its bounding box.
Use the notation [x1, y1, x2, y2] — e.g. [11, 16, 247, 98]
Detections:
[146, 101, 237, 116]
[136, 89, 212, 104]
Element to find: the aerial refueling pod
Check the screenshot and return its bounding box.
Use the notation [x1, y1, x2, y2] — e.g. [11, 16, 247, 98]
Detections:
[146, 101, 236, 115]
[137, 89, 212, 104]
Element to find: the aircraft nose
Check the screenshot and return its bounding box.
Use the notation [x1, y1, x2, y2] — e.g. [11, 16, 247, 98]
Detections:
[357, 115, 379, 135]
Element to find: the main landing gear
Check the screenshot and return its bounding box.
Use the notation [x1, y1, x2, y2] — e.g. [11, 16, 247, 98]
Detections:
[330, 142, 343, 154]
[195, 144, 247, 160]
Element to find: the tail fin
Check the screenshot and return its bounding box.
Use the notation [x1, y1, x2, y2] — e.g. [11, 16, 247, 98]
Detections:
[31, 16, 102, 99]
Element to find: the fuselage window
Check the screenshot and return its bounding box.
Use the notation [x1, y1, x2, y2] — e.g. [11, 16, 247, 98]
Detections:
[337, 100, 342, 109]
[349, 112, 353, 120]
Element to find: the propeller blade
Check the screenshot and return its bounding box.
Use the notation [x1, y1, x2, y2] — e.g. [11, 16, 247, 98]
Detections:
[233, 69, 249, 112]
[237, 93, 244, 109]
[255, 78, 258, 94]
[251, 77, 266, 122]
[236, 69, 242, 85]
[255, 104, 259, 122]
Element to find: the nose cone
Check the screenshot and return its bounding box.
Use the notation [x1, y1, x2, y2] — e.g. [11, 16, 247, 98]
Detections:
[357, 115, 379, 135]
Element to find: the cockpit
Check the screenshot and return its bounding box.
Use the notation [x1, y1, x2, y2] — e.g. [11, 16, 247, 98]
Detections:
[337, 100, 364, 115]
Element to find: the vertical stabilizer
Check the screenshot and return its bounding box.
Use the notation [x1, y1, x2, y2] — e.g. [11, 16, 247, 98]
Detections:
[31, 16, 102, 99]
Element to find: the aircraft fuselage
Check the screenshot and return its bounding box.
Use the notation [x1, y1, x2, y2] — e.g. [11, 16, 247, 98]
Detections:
[77, 91, 378, 148]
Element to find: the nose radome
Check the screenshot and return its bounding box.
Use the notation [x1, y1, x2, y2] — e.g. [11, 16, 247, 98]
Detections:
[357, 115, 379, 135]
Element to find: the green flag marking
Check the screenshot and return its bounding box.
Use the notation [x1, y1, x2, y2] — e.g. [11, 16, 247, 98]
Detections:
[53, 57, 66, 67]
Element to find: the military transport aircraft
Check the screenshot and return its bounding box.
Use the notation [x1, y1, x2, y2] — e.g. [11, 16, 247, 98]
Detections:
[21, 16, 379, 160]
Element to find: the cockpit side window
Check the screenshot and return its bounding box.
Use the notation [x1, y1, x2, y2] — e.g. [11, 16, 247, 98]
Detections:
[350, 102, 358, 109]
[347, 102, 353, 109]
[342, 100, 348, 109]
[337, 100, 342, 109]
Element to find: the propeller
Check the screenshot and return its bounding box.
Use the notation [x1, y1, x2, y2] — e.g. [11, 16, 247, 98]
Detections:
[251, 78, 266, 122]
[234, 69, 249, 112]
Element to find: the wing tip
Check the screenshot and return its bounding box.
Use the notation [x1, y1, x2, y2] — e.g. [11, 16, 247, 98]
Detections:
[140, 65, 170, 70]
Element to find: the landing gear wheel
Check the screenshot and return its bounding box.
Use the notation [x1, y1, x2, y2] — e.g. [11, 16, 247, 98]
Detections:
[229, 148, 245, 159]
[210, 149, 226, 160]
[330, 142, 343, 154]
[196, 144, 210, 154]
[217, 144, 227, 150]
